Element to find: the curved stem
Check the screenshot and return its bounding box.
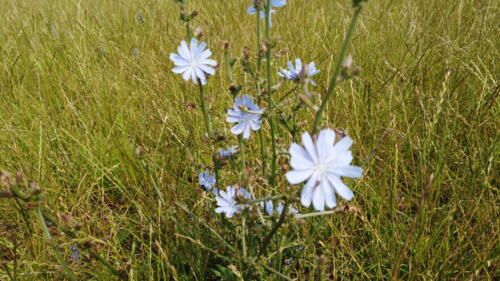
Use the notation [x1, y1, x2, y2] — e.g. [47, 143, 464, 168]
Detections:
[197, 81, 212, 138]
[265, 0, 278, 186]
[258, 199, 290, 256]
[35, 208, 77, 281]
[312, 6, 363, 134]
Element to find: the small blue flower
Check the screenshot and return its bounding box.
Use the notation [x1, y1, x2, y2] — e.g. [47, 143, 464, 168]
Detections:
[261, 201, 299, 216]
[279, 58, 320, 86]
[133, 48, 139, 57]
[247, 0, 285, 27]
[136, 13, 145, 24]
[215, 186, 250, 218]
[276, 202, 299, 215]
[218, 145, 239, 158]
[198, 170, 216, 192]
[247, 6, 276, 27]
[260, 200, 274, 216]
[227, 95, 264, 139]
[170, 38, 217, 85]
[70, 244, 80, 262]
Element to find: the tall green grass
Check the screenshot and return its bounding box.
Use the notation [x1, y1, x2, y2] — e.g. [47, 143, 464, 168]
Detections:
[0, 0, 498, 280]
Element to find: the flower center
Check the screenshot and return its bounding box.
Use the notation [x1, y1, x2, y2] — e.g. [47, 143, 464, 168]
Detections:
[190, 60, 199, 68]
[314, 161, 328, 176]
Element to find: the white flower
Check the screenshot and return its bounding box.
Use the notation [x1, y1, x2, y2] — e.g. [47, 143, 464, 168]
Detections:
[286, 129, 363, 211]
[169, 38, 217, 85]
[218, 145, 239, 158]
[199, 170, 217, 194]
[278, 58, 320, 86]
[215, 186, 250, 218]
[227, 95, 264, 139]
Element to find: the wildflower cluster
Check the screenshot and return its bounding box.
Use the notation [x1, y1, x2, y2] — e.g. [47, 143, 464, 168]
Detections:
[170, 0, 367, 278]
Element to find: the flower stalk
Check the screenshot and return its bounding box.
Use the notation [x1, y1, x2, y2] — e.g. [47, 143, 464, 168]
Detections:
[265, 0, 278, 186]
[197, 81, 212, 138]
[312, 5, 363, 134]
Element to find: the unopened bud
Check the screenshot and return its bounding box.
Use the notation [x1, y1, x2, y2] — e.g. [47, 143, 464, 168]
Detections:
[229, 84, 242, 95]
[352, 0, 368, 8]
[298, 94, 319, 112]
[194, 26, 203, 39]
[278, 48, 288, 56]
[295, 218, 306, 225]
[317, 255, 327, 265]
[343, 55, 353, 69]
[135, 146, 145, 157]
[351, 66, 362, 76]
[16, 172, 24, 184]
[299, 64, 309, 81]
[0, 171, 14, 187]
[260, 43, 267, 54]
[30, 182, 42, 195]
[49, 226, 58, 236]
[243, 47, 250, 61]
[185, 102, 196, 111]
[190, 10, 199, 19]
[223, 41, 230, 50]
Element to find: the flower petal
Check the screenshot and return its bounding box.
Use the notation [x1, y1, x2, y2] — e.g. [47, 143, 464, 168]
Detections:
[231, 122, 245, 135]
[329, 175, 354, 201]
[286, 169, 313, 184]
[322, 179, 337, 208]
[172, 65, 190, 74]
[312, 186, 325, 211]
[182, 68, 192, 81]
[335, 136, 353, 152]
[243, 122, 251, 139]
[178, 41, 191, 60]
[332, 166, 362, 178]
[247, 5, 257, 15]
[199, 64, 216, 75]
[203, 59, 217, 66]
[169, 53, 189, 66]
[289, 143, 314, 170]
[316, 129, 335, 161]
[301, 132, 318, 163]
[300, 174, 317, 207]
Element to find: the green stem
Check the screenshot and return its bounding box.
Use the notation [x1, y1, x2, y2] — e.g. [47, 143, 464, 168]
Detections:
[175, 203, 236, 252]
[238, 136, 246, 174]
[241, 217, 247, 259]
[35, 208, 77, 281]
[41, 210, 128, 280]
[185, 23, 192, 41]
[258, 199, 290, 256]
[257, 9, 263, 73]
[9, 187, 29, 201]
[0, 190, 13, 198]
[256, 9, 267, 177]
[265, 0, 278, 186]
[141, 160, 165, 205]
[197, 81, 212, 138]
[312, 6, 363, 134]
[246, 195, 286, 204]
[224, 48, 234, 84]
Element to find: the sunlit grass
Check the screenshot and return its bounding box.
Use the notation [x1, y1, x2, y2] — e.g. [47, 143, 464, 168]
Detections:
[0, 0, 498, 280]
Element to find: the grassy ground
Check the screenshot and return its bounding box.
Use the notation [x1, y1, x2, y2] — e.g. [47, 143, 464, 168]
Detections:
[0, 0, 498, 280]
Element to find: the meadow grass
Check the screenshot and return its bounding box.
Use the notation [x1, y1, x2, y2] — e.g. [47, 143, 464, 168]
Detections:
[0, 0, 498, 280]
